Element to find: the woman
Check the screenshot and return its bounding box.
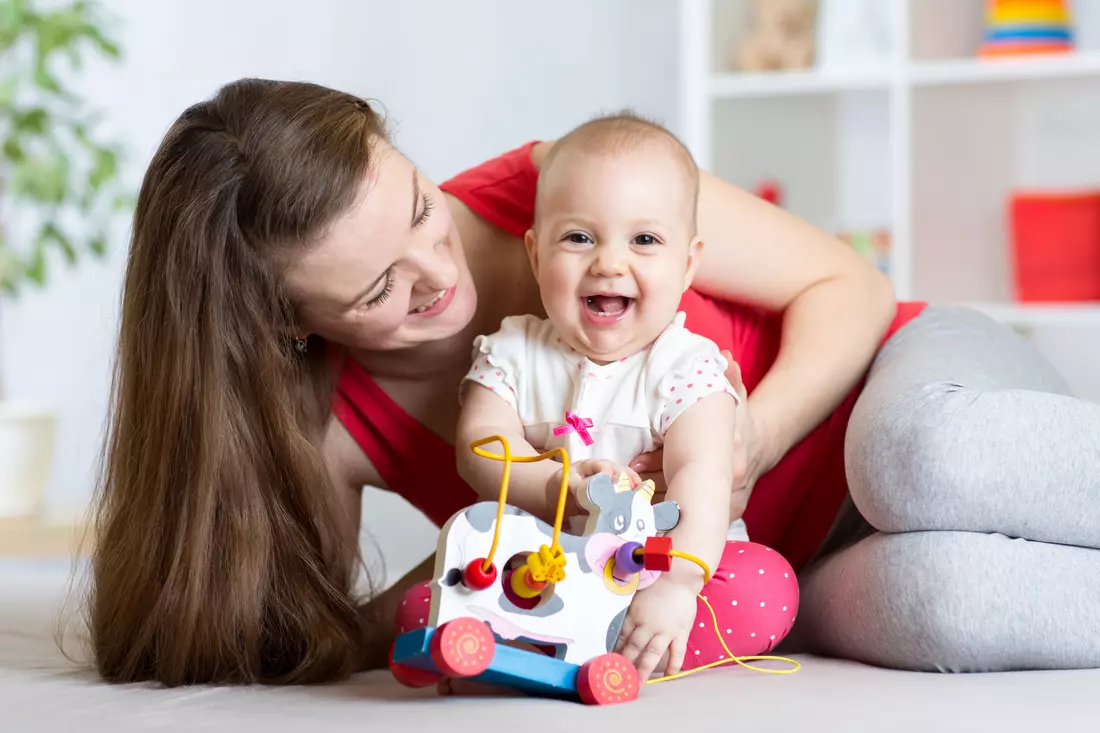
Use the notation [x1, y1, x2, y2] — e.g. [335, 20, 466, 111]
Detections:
[89, 78, 1099, 687]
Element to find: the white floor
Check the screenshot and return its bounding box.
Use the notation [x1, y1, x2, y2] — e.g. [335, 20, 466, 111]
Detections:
[3, 558, 1099, 733]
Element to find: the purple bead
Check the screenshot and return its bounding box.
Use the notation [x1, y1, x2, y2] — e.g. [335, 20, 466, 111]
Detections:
[614, 541, 645, 575]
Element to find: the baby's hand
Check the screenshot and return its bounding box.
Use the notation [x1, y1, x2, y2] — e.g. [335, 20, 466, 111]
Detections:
[616, 579, 698, 680]
[546, 459, 641, 506]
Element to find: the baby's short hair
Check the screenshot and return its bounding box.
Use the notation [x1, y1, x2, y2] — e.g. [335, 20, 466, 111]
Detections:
[536, 111, 700, 225]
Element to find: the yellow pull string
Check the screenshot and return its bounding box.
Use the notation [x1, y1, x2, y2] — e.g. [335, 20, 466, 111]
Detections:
[667, 549, 711, 584]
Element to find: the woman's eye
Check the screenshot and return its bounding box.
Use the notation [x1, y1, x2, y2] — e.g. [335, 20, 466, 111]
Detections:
[633, 234, 658, 246]
[413, 192, 435, 228]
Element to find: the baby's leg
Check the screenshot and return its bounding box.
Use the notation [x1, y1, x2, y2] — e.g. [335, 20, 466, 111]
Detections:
[682, 541, 800, 670]
[395, 580, 433, 635]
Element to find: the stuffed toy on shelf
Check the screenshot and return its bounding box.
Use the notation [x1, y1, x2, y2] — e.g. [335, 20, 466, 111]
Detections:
[734, 0, 818, 72]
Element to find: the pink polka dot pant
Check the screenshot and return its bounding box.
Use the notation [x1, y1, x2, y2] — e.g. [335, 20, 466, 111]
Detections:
[394, 580, 433, 636]
[682, 541, 799, 669]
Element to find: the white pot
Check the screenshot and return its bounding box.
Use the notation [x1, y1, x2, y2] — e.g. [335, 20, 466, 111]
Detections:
[0, 402, 57, 517]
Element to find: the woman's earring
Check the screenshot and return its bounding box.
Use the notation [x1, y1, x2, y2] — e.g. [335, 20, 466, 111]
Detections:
[293, 337, 308, 354]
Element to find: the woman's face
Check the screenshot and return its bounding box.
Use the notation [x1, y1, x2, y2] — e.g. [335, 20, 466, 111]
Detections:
[287, 141, 478, 352]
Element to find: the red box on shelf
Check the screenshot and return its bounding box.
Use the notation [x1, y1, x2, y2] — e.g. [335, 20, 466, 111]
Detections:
[1008, 190, 1100, 302]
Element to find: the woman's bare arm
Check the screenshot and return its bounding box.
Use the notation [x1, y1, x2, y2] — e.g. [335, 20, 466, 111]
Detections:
[322, 417, 437, 670]
[690, 172, 896, 469]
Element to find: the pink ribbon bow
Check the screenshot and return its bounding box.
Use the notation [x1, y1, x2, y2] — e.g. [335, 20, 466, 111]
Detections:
[553, 411, 594, 446]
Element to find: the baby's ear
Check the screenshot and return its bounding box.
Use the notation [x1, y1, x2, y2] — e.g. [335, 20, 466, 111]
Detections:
[524, 229, 540, 274]
[683, 237, 704, 291]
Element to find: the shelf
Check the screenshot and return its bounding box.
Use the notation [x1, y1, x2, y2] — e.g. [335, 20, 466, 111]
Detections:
[0, 517, 89, 557]
[909, 52, 1100, 87]
[964, 302, 1100, 328]
[707, 52, 1100, 100]
[709, 68, 891, 99]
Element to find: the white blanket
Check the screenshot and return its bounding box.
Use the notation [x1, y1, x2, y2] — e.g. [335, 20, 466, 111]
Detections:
[3, 559, 1098, 733]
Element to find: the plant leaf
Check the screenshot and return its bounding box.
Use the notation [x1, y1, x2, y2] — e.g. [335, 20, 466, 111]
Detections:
[111, 192, 135, 211]
[2, 137, 23, 162]
[24, 242, 47, 286]
[13, 106, 49, 135]
[0, 231, 18, 296]
[89, 145, 117, 190]
[10, 151, 69, 203]
[40, 221, 76, 264]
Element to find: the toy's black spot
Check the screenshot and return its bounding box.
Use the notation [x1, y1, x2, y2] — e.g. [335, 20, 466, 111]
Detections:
[441, 568, 462, 587]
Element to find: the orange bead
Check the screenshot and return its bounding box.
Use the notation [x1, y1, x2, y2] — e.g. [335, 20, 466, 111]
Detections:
[509, 564, 546, 599]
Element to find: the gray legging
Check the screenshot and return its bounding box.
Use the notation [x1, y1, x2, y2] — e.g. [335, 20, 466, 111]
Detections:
[786, 305, 1100, 672]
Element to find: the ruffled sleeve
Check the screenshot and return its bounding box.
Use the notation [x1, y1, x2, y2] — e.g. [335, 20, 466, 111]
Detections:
[649, 314, 742, 436]
[460, 315, 537, 411]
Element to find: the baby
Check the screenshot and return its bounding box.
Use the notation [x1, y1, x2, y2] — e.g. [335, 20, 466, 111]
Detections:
[455, 113, 745, 679]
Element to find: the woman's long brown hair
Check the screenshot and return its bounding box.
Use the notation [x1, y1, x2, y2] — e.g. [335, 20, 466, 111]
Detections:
[88, 78, 385, 686]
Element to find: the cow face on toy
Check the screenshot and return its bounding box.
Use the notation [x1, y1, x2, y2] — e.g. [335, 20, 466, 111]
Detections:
[580, 472, 680, 542]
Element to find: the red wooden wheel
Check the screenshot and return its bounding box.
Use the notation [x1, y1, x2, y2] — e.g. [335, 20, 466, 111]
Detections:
[577, 653, 640, 705]
[389, 642, 442, 689]
[429, 617, 496, 678]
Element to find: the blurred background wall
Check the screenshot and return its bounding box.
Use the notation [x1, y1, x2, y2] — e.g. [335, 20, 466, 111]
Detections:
[3, 0, 1099, 579]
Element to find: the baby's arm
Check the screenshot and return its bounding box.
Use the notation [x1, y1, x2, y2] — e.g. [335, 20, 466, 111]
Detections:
[616, 389, 738, 678]
[455, 381, 565, 524]
[658, 391, 739, 588]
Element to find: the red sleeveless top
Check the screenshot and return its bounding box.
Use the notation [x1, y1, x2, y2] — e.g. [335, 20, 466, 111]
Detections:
[334, 141, 927, 571]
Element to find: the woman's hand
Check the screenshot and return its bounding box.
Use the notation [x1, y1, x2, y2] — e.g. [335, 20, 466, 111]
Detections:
[630, 351, 762, 516]
[545, 458, 641, 515]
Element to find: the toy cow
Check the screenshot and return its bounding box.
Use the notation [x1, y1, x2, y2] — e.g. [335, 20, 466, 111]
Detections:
[390, 471, 681, 704]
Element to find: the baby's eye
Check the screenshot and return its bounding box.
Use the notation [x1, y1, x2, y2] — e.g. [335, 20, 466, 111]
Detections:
[567, 233, 592, 244]
[633, 234, 658, 246]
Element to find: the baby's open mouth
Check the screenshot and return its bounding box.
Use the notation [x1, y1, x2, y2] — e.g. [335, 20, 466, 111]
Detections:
[584, 294, 634, 319]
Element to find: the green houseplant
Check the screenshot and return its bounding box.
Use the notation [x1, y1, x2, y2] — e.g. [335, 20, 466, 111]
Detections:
[0, 0, 129, 517]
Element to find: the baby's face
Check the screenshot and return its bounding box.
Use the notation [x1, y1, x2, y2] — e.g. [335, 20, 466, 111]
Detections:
[526, 147, 701, 364]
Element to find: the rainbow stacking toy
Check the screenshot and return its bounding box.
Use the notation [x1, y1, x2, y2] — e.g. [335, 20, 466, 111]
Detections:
[980, 0, 1075, 57]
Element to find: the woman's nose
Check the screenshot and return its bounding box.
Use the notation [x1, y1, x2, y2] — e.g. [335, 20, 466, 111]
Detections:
[410, 237, 457, 289]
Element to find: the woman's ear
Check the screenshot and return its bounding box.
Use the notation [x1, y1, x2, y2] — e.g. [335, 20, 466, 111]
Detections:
[683, 237, 704, 292]
[524, 229, 540, 275]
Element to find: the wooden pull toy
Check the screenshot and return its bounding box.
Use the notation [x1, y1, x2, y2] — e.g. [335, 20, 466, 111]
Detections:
[389, 435, 689, 705]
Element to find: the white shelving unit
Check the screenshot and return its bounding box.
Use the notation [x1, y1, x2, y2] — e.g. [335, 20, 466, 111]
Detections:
[676, 0, 1100, 333]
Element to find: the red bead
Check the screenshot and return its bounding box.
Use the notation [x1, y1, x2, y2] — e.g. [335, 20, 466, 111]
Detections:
[643, 536, 673, 573]
[462, 558, 497, 590]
